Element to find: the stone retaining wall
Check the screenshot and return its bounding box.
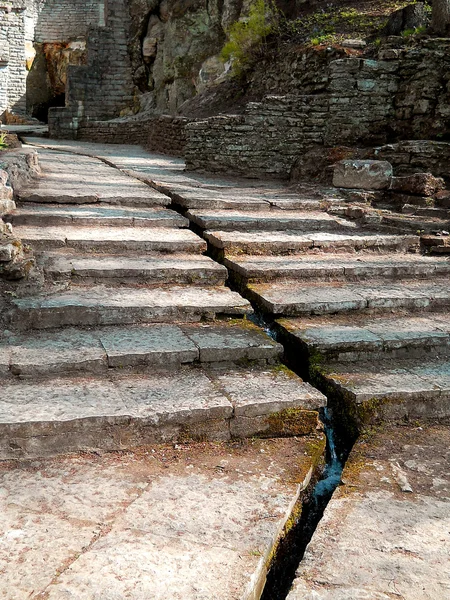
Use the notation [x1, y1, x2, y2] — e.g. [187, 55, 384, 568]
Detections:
[73, 115, 188, 157]
[184, 39, 450, 178]
[375, 140, 450, 181]
[186, 95, 328, 178]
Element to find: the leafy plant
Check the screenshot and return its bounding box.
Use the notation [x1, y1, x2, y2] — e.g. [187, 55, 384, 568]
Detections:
[221, 0, 278, 75]
[0, 132, 8, 151]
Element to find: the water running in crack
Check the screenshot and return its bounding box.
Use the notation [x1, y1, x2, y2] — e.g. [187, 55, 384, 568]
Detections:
[248, 313, 351, 599]
[260, 408, 347, 600]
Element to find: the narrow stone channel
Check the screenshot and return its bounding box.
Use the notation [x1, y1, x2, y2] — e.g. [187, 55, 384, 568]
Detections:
[248, 315, 353, 600]
[261, 407, 348, 600]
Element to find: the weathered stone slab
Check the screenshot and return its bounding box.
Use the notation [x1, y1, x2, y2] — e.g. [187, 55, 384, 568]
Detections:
[288, 424, 450, 600]
[41, 252, 227, 285]
[0, 437, 324, 599]
[182, 322, 282, 363]
[248, 280, 450, 316]
[224, 254, 449, 282]
[206, 230, 419, 255]
[9, 286, 253, 330]
[100, 325, 198, 367]
[10, 204, 189, 228]
[8, 328, 106, 376]
[0, 365, 322, 458]
[277, 313, 450, 363]
[0, 323, 285, 378]
[15, 225, 206, 253]
[333, 160, 393, 190]
[16, 149, 170, 207]
[210, 367, 326, 438]
[187, 209, 354, 232]
[320, 357, 450, 421]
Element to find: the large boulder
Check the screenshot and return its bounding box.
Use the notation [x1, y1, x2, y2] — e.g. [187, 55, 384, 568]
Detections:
[384, 3, 428, 36]
[333, 160, 393, 190]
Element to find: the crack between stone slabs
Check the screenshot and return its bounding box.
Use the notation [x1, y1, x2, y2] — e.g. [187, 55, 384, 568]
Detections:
[34, 473, 158, 600]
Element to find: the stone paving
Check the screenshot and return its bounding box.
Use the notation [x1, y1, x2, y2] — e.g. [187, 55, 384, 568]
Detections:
[287, 424, 450, 600]
[0, 437, 325, 599]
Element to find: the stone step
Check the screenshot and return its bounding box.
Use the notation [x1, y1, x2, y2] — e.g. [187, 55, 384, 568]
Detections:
[402, 205, 450, 220]
[8, 204, 189, 228]
[14, 225, 206, 254]
[0, 366, 326, 458]
[39, 252, 228, 285]
[0, 322, 282, 378]
[186, 209, 356, 232]
[205, 230, 419, 256]
[8, 285, 253, 330]
[17, 186, 171, 207]
[275, 312, 450, 364]
[224, 254, 450, 283]
[165, 184, 316, 211]
[246, 279, 450, 317]
[316, 357, 450, 424]
[380, 213, 450, 234]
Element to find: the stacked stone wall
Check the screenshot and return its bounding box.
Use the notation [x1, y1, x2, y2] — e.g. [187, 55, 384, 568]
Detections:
[184, 39, 450, 178]
[34, 0, 103, 43]
[48, 0, 134, 136]
[1, 2, 27, 115]
[185, 95, 328, 178]
[74, 115, 188, 157]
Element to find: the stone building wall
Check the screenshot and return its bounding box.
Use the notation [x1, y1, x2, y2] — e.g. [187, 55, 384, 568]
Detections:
[0, 0, 104, 119]
[48, 0, 135, 136]
[34, 0, 104, 43]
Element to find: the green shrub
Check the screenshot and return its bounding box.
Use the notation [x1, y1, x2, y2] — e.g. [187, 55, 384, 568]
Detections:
[221, 0, 277, 75]
[0, 132, 8, 151]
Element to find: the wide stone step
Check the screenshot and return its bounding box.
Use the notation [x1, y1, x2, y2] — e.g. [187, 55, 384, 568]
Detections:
[40, 252, 227, 285]
[15, 225, 206, 254]
[0, 366, 326, 458]
[275, 312, 450, 364]
[247, 279, 450, 317]
[0, 322, 282, 378]
[205, 230, 419, 256]
[186, 209, 355, 232]
[8, 204, 189, 228]
[317, 357, 450, 424]
[17, 187, 170, 207]
[164, 183, 318, 211]
[8, 285, 253, 330]
[224, 254, 450, 283]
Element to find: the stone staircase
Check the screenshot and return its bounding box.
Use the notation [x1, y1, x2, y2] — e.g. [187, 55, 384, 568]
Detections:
[175, 193, 450, 431]
[1, 148, 326, 459]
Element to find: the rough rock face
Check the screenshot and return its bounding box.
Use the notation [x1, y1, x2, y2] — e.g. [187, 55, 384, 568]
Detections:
[0, 169, 34, 280]
[129, 0, 245, 113]
[384, 2, 429, 36]
[390, 173, 445, 196]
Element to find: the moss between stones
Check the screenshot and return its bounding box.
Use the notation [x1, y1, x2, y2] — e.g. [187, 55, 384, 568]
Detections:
[266, 408, 320, 437]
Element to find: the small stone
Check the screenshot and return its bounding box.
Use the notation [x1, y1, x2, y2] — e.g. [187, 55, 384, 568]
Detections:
[342, 39, 367, 49]
[333, 160, 393, 190]
[0, 244, 15, 262]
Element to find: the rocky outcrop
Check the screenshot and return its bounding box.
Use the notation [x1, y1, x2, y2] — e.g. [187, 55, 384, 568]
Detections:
[0, 169, 34, 280]
[129, 0, 243, 113]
